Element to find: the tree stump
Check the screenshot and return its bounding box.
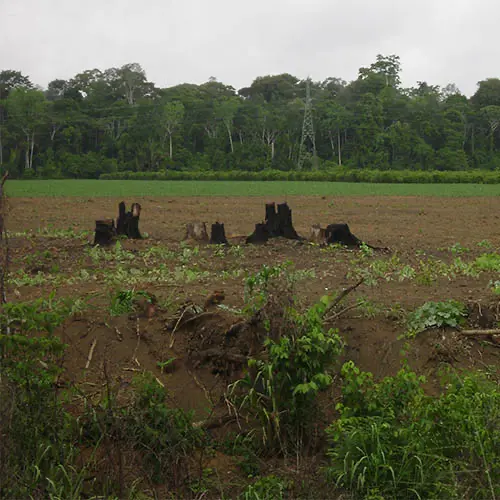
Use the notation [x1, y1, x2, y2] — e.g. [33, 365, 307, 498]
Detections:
[94, 219, 116, 246]
[116, 202, 142, 239]
[309, 224, 326, 244]
[277, 203, 300, 240]
[210, 222, 228, 244]
[184, 222, 209, 242]
[246, 223, 270, 244]
[265, 202, 280, 236]
[325, 223, 363, 246]
[247, 201, 301, 243]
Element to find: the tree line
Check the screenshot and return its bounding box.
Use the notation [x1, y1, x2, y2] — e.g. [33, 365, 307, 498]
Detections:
[1, 55, 500, 178]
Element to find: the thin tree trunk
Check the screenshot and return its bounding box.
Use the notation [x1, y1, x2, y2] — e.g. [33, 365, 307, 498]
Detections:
[271, 141, 275, 159]
[337, 129, 342, 166]
[169, 134, 173, 159]
[226, 125, 233, 153]
[0, 126, 3, 167]
[329, 133, 335, 159]
[30, 132, 35, 169]
[25, 132, 30, 170]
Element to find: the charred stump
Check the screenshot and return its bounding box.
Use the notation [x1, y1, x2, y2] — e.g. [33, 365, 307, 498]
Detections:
[116, 202, 142, 239]
[94, 219, 116, 246]
[210, 222, 228, 245]
[325, 223, 363, 247]
[246, 223, 270, 244]
[265, 202, 280, 236]
[247, 201, 301, 243]
[277, 203, 300, 240]
[184, 222, 209, 242]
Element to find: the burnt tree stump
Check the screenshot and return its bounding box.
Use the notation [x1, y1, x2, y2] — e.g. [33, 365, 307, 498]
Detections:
[116, 202, 142, 239]
[265, 202, 280, 236]
[247, 202, 301, 243]
[184, 222, 209, 242]
[94, 219, 116, 246]
[210, 222, 228, 245]
[277, 203, 300, 240]
[246, 223, 270, 244]
[325, 223, 363, 247]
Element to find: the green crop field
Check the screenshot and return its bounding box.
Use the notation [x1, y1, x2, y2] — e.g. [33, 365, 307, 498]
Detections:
[5, 180, 500, 198]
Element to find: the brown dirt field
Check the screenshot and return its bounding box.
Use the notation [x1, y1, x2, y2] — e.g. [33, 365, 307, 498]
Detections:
[5, 195, 500, 497]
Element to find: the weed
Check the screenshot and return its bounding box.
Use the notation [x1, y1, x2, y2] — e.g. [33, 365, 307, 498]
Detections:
[240, 475, 290, 500]
[474, 252, 500, 272]
[124, 373, 204, 484]
[326, 364, 500, 499]
[449, 242, 470, 255]
[477, 239, 493, 249]
[157, 357, 176, 373]
[405, 300, 467, 338]
[0, 332, 82, 499]
[109, 289, 154, 316]
[0, 291, 78, 335]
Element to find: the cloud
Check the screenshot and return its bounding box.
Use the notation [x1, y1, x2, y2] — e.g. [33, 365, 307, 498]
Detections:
[0, 0, 497, 95]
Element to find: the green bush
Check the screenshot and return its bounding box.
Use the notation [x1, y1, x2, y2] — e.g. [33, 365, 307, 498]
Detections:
[230, 294, 344, 456]
[100, 168, 500, 183]
[326, 363, 500, 499]
[0, 334, 81, 498]
[81, 371, 203, 487]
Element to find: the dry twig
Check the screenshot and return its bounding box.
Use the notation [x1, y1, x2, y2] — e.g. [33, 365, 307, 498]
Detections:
[85, 339, 97, 369]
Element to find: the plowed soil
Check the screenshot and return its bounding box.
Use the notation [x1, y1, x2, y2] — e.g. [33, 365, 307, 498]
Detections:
[6, 194, 500, 497]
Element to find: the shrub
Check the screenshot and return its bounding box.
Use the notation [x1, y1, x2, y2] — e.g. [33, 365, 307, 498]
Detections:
[100, 168, 500, 183]
[326, 363, 500, 499]
[230, 293, 344, 456]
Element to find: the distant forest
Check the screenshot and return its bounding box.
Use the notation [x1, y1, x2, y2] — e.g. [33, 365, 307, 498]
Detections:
[1, 55, 500, 178]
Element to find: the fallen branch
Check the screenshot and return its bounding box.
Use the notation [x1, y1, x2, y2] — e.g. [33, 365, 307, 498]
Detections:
[458, 329, 500, 336]
[85, 339, 97, 369]
[168, 306, 191, 348]
[325, 302, 364, 322]
[324, 278, 364, 318]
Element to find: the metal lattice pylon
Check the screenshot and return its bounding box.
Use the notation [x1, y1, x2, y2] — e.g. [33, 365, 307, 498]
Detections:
[298, 77, 317, 170]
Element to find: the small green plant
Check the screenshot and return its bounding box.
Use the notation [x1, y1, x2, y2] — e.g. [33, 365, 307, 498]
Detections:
[405, 299, 467, 337]
[490, 280, 500, 295]
[157, 357, 176, 373]
[109, 289, 153, 316]
[240, 475, 290, 500]
[474, 252, 500, 272]
[477, 239, 493, 249]
[449, 242, 469, 255]
[243, 262, 291, 311]
[37, 226, 90, 240]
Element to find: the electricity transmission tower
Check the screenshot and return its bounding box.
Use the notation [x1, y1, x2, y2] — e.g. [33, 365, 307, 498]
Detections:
[298, 77, 317, 170]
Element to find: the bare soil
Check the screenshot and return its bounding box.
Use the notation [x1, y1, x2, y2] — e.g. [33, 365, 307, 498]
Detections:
[6, 195, 500, 497]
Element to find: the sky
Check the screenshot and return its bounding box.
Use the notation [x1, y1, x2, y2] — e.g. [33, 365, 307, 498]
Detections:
[0, 0, 497, 96]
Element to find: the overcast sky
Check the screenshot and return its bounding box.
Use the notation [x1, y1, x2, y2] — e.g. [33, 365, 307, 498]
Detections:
[0, 0, 497, 96]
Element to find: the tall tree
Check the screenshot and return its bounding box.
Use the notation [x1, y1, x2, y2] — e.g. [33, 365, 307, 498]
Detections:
[6, 88, 47, 171]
